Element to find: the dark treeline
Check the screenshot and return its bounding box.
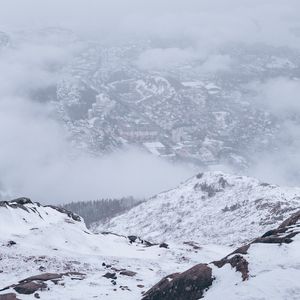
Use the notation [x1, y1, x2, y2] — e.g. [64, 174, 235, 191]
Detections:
[62, 197, 143, 227]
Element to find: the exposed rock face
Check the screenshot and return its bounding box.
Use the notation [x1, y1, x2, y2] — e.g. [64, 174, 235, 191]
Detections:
[45, 205, 81, 222]
[253, 209, 300, 245]
[0, 293, 20, 300]
[142, 264, 214, 300]
[213, 255, 249, 281]
[103, 272, 117, 280]
[279, 210, 300, 228]
[19, 273, 65, 283]
[1, 272, 86, 296]
[0, 198, 33, 211]
[14, 282, 47, 295]
[0, 198, 81, 223]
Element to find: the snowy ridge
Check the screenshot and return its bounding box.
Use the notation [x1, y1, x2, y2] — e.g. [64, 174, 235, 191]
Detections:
[99, 172, 300, 246]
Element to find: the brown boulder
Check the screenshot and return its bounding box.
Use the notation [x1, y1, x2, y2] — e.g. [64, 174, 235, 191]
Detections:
[142, 264, 214, 300]
[14, 282, 47, 295]
[103, 272, 117, 279]
[213, 254, 249, 281]
[0, 293, 20, 300]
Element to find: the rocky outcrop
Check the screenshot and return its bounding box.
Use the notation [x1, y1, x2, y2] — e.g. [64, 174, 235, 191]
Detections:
[0, 198, 34, 211]
[143, 209, 300, 299]
[119, 270, 137, 277]
[45, 205, 81, 222]
[0, 197, 81, 223]
[14, 282, 47, 295]
[0, 272, 86, 295]
[142, 264, 214, 300]
[0, 294, 20, 300]
[213, 255, 249, 281]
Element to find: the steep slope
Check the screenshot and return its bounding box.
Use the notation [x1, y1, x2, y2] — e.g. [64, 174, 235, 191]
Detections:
[143, 209, 300, 300]
[0, 198, 228, 299]
[98, 172, 300, 246]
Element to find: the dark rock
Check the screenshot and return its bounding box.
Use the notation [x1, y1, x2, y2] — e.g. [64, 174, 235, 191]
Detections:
[111, 280, 117, 286]
[7, 241, 16, 247]
[142, 240, 155, 247]
[252, 210, 300, 245]
[10, 197, 33, 205]
[218, 176, 229, 188]
[45, 205, 81, 222]
[103, 272, 117, 280]
[14, 282, 47, 295]
[196, 173, 203, 179]
[213, 254, 249, 281]
[10, 198, 33, 205]
[253, 234, 297, 244]
[128, 235, 137, 243]
[0, 198, 34, 213]
[38, 266, 46, 272]
[137, 285, 145, 288]
[226, 244, 250, 257]
[34, 293, 40, 299]
[142, 264, 213, 300]
[127, 235, 156, 247]
[183, 241, 202, 250]
[159, 243, 169, 249]
[119, 270, 137, 277]
[279, 210, 300, 228]
[19, 273, 63, 283]
[199, 183, 220, 197]
[1, 272, 86, 295]
[0, 293, 20, 300]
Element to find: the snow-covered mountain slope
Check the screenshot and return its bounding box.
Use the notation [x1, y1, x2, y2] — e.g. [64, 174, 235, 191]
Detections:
[1, 192, 300, 299]
[0, 198, 229, 300]
[143, 209, 300, 300]
[98, 172, 300, 246]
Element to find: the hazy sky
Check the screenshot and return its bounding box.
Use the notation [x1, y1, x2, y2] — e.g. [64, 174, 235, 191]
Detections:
[1, 0, 300, 203]
[1, 0, 300, 48]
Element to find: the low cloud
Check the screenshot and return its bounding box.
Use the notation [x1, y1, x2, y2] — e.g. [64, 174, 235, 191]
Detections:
[245, 77, 300, 186]
[0, 96, 194, 204]
[136, 48, 199, 70]
[0, 30, 194, 204]
[255, 77, 300, 116]
[1, 0, 300, 49]
[200, 54, 232, 73]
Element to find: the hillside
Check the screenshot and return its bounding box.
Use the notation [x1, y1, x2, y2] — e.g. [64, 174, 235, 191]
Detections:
[98, 172, 300, 246]
[0, 197, 229, 299]
[143, 209, 300, 300]
[1, 196, 300, 299]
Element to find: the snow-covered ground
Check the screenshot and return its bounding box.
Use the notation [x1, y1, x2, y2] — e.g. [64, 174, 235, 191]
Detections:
[0, 198, 229, 299]
[1, 172, 300, 299]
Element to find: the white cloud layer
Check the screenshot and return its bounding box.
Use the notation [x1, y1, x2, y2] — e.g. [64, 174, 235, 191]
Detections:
[0, 0, 300, 202]
[255, 78, 300, 116]
[1, 0, 300, 49]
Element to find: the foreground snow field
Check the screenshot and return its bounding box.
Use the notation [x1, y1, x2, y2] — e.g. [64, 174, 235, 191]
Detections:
[1, 172, 300, 299]
[0, 198, 229, 299]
